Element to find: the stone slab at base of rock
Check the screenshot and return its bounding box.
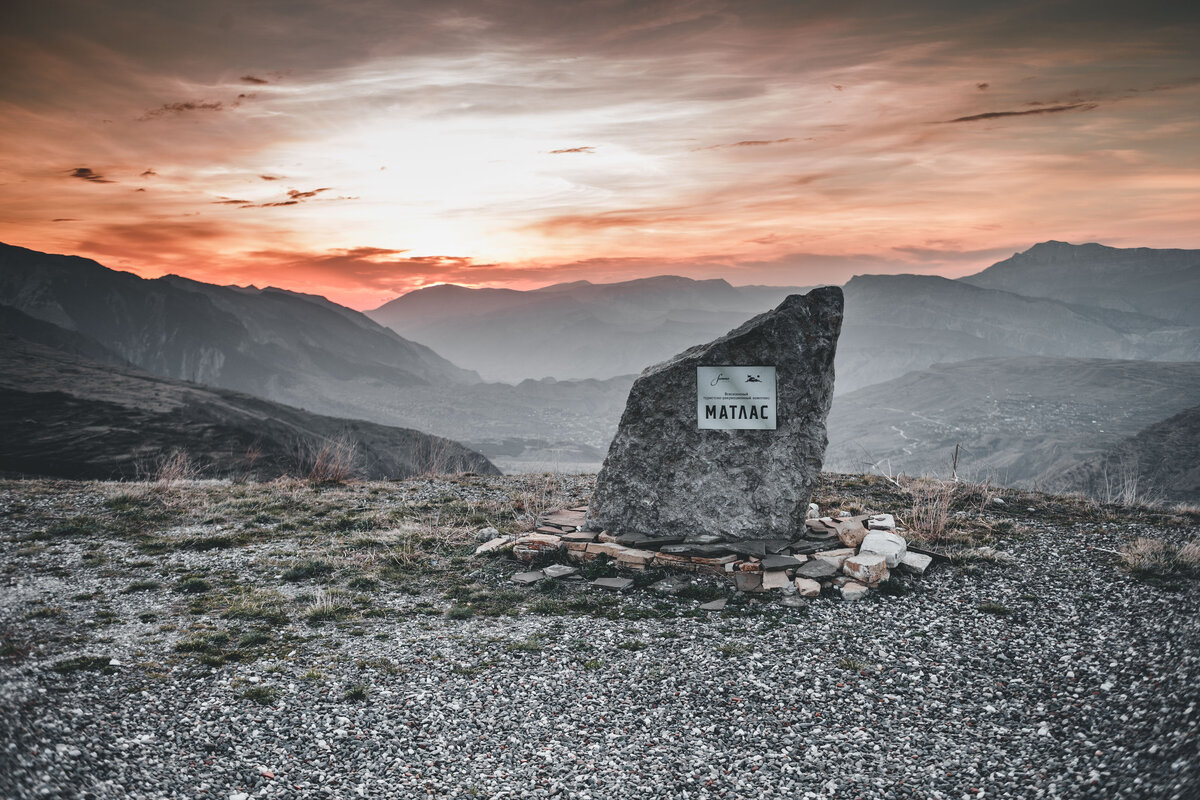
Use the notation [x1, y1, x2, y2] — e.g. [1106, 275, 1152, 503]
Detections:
[699, 598, 727, 611]
[615, 547, 656, 570]
[762, 570, 791, 590]
[834, 515, 871, 548]
[543, 564, 579, 579]
[474, 537, 510, 556]
[511, 570, 544, 585]
[592, 577, 634, 592]
[511, 533, 563, 564]
[860, 531, 907, 568]
[814, 552, 852, 570]
[867, 513, 896, 531]
[796, 559, 840, 580]
[585, 287, 843, 542]
[733, 572, 763, 592]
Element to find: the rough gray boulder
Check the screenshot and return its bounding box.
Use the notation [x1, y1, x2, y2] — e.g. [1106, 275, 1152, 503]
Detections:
[587, 286, 843, 541]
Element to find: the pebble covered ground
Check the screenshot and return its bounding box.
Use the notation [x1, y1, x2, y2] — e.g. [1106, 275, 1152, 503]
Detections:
[0, 474, 1197, 799]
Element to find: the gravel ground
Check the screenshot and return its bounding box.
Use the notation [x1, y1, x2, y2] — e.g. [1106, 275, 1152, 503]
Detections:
[1, 476, 1198, 799]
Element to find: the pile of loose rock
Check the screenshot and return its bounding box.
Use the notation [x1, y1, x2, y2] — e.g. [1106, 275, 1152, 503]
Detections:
[476, 504, 935, 602]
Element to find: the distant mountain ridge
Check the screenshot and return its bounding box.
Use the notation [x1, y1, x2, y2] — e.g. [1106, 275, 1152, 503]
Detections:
[366, 242, 1200, 390]
[1051, 404, 1200, 503]
[368, 276, 808, 382]
[0, 242, 478, 420]
[838, 271, 1200, 391]
[962, 240, 1200, 325]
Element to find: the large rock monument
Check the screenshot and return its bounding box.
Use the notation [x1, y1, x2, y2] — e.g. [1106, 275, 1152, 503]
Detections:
[587, 286, 843, 541]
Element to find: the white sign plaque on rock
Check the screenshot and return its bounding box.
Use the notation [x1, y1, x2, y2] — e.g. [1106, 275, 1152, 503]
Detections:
[696, 366, 777, 430]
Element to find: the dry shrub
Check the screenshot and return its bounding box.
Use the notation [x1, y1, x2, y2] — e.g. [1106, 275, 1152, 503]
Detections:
[905, 479, 954, 545]
[301, 435, 358, 484]
[1175, 540, 1200, 571]
[154, 450, 199, 490]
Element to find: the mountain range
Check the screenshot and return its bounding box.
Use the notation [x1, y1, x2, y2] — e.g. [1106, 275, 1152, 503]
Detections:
[0, 243, 477, 412]
[1, 239, 1196, 499]
[368, 277, 806, 382]
[366, 241, 1200, 393]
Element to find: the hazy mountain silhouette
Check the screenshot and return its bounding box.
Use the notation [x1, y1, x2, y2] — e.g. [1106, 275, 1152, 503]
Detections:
[0, 303, 130, 367]
[0, 335, 498, 480]
[838, 272, 1200, 391]
[368, 276, 806, 381]
[5, 240, 1197, 487]
[367, 243, 1200, 390]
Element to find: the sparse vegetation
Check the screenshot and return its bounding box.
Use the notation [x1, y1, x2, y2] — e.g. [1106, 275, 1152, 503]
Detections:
[905, 478, 954, 545]
[239, 685, 279, 705]
[283, 559, 336, 582]
[1119, 537, 1200, 580]
[51, 655, 115, 674]
[176, 577, 212, 594]
[504, 636, 543, 653]
[304, 588, 354, 625]
[717, 643, 750, 658]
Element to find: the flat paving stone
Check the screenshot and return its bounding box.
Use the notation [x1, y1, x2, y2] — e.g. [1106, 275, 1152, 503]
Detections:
[726, 540, 768, 557]
[511, 570, 544, 585]
[592, 577, 634, 592]
[698, 598, 727, 611]
[543, 564, 579, 579]
[796, 559, 840, 579]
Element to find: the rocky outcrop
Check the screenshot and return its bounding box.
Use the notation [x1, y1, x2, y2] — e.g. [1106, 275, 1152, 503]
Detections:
[586, 287, 843, 541]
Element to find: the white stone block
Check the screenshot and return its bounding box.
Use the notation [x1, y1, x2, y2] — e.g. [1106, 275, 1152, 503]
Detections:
[859, 530, 907, 568]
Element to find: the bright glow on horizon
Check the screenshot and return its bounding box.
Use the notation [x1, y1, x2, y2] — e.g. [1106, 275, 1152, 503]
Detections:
[1, 1, 1197, 309]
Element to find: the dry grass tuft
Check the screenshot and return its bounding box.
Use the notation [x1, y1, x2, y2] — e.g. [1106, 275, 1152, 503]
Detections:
[152, 450, 199, 490]
[904, 478, 955, 545]
[1120, 537, 1200, 578]
[300, 434, 358, 484]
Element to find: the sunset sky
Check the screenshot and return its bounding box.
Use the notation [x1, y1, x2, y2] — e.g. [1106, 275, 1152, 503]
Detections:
[2, 1, 1197, 309]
